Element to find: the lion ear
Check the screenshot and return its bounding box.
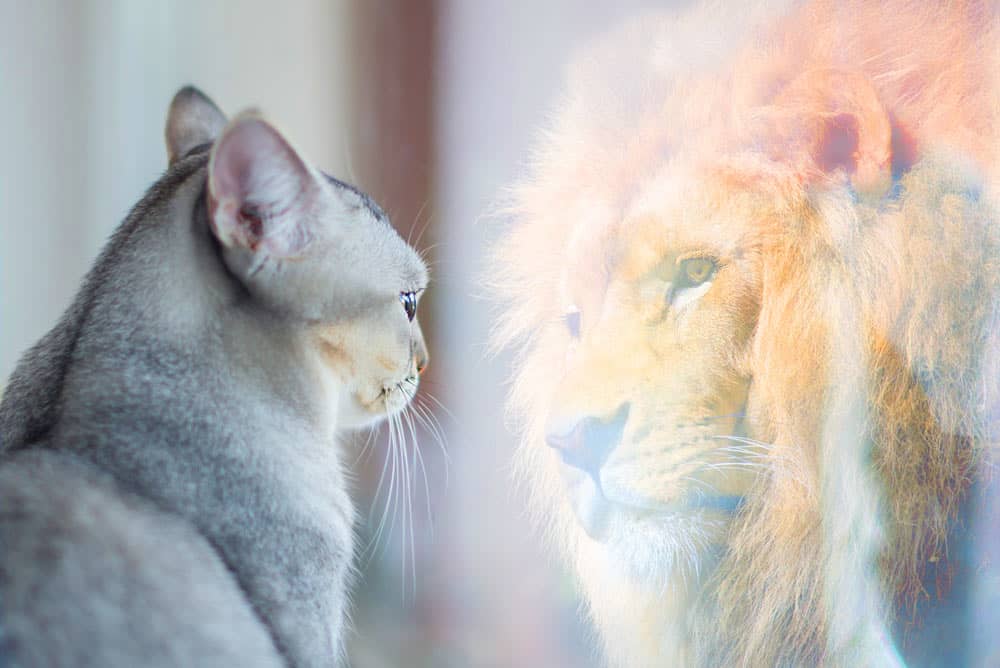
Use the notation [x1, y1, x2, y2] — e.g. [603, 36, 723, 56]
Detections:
[763, 70, 901, 195]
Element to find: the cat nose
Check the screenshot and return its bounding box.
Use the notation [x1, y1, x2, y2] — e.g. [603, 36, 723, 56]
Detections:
[412, 336, 429, 376]
[545, 403, 630, 476]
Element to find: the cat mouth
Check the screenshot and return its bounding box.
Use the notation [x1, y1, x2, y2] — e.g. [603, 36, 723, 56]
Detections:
[365, 376, 418, 415]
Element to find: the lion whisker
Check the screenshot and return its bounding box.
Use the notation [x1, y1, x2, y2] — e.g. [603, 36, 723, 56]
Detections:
[708, 434, 777, 451]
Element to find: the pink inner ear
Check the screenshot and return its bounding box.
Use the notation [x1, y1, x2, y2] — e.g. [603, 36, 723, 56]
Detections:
[815, 113, 860, 174]
[208, 117, 316, 257]
[760, 69, 894, 191]
[213, 133, 255, 203]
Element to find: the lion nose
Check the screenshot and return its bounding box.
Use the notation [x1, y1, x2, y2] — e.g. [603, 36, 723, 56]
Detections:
[545, 403, 630, 476]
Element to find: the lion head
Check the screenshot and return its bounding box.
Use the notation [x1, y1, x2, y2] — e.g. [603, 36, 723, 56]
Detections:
[491, 2, 1000, 665]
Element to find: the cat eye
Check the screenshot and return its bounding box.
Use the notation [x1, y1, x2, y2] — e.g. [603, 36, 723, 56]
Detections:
[675, 257, 717, 288]
[400, 291, 418, 321]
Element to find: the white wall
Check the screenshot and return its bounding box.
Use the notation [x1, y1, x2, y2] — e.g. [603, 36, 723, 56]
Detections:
[0, 0, 356, 382]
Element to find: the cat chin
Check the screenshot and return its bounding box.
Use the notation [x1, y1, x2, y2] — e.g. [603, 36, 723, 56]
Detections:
[337, 397, 384, 429]
[337, 386, 415, 430]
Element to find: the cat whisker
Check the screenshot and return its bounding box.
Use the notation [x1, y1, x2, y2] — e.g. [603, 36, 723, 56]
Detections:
[408, 198, 432, 248]
[401, 401, 435, 539]
[364, 406, 401, 564]
[416, 242, 444, 262]
[368, 420, 393, 531]
[359, 382, 450, 598]
[386, 412, 404, 563]
[412, 399, 451, 486]
[355, 422, 382, 467]
[399, 378, 452, 467]
[393, 410, 410, 600]
[413, 386, 457, 424]
[391, 389, 414, 600]
[400, 400, 422, 599]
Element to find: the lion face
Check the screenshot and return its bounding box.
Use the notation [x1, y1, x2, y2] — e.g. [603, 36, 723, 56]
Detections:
[526, 164, 773, 580]
[497, 2, 999, 665]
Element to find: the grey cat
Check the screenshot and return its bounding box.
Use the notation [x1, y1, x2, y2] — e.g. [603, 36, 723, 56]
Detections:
[0, 87, 429, 667]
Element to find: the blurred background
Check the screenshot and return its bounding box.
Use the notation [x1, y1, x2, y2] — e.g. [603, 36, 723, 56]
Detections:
[0, 1, 670, 666]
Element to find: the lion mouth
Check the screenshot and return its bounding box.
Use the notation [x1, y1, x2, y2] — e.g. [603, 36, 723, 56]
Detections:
[564, 474, 616, 540]
[562, 467, 745, 543]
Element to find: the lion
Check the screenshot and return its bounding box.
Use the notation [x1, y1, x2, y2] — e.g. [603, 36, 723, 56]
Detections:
[490, 1, 1000, 665]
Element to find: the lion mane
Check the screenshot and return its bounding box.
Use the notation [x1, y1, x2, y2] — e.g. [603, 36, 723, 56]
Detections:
[491, 1, 1000, 665]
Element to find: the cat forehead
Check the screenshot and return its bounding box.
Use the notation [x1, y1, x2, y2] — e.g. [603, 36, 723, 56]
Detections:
[321, 173, 387, 222]
[402, 245, 429, 288]
[387, 240, 428, 289]
[319, 172, 429, 287]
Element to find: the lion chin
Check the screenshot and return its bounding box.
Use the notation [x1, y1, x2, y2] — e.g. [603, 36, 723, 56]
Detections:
[491, 1, 1000, 666]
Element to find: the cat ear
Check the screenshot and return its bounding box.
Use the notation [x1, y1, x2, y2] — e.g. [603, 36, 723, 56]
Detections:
[165, 86, 227, 165]
[207, 114, 319, 259]
[762, 70, 896, 194]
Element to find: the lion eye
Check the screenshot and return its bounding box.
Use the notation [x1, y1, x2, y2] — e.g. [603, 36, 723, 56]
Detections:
[665, 257, 719, 308]
[564, 306, 581, 339]
[677, 257, 717, 288]
[399, 292, 418, 321]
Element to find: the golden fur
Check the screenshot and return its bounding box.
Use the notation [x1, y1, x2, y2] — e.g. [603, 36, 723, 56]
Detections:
[490, 1, 1000, 665]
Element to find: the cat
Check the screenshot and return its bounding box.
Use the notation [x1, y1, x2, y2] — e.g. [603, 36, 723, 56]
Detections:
[0, 86, 429, 667]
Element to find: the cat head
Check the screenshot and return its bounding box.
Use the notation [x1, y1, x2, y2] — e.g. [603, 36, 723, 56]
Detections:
[166, 86, 429, 428]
